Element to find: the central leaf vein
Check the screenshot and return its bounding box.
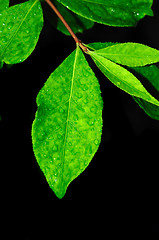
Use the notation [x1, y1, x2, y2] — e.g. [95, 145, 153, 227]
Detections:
[0, 0, 39, 59]
[61, 45, 79, 186]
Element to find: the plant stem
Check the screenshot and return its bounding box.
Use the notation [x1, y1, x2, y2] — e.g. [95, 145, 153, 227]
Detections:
[44, 0, 88, 52]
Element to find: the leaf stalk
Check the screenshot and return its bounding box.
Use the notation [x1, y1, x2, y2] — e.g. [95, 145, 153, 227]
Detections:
[44, 0, 88, 52]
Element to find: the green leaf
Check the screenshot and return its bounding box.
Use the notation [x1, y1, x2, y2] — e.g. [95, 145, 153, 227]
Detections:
[88, 42, 159, 119]
[0, 0, 43, 64]
[89, 51, 159, 106]
[0, 0, 9, 69]
[86, 42, 118, 51]
[0, 0, 9, 13]
[133, 97, 159, 120]
[32, 45, 103, 199]
[93, 43, 159, 67]
[0, 61, 3, 69]
[131, 65, 159, 120]
[57, 0, 153, 27]
[53, 0, 94, 35]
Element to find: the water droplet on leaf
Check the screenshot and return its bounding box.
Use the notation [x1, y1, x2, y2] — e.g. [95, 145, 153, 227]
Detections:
[53, 145, 58, 152]
[94, 139, 99, 145]
[7, 22, 14, 30]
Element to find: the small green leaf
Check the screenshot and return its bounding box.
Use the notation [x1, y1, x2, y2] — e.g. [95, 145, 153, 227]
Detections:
[53, 0, 94, 35]
[133, 97, 159, 120]
[0, 0, 43, 64]
[93, 43, 159, 67]
[57, 0, 153, 27]
[131, 65, 159, 120]
[88, 42, 159, 119]
[32, 45, 103, 199]
[89, 51, 159, 106]
[0, 0, 9, 13]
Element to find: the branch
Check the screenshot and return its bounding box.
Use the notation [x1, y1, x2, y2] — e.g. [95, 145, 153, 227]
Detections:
[44, 0, 88, 52]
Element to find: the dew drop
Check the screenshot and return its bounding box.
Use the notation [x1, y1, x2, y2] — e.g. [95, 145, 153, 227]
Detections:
[72, 113, 79, 121]
[2, 37, 7, 43]
[90, 106, 97, 113]
[94, 139, 99, 145]
[85, 144, 92, 155]
[133, 11, 140, 19]
[116, 81, 121, 86]
[88, 120, 94, 126]
[68, 142, 72, 146]
[83, 98, 88, 104]
[7, 22, 14, 30]
[81, 84, 88, 91]
[59, 108, 65, 113]
[53, 145, 58, 152]
[75, 92, 83, 99]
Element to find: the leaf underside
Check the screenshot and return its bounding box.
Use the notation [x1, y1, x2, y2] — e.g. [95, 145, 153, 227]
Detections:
[0, 0, 43, 65]
[32, 46, 103, 199]
[57, 0, 153, 27]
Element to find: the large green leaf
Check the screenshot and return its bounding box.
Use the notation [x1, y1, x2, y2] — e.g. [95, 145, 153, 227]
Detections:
[93, 43, 159, 67]
[89, 51, 159, 106]
[32, 45, 103, 199]
[0, 0, 43, 64]
[0, 0, 9, 13]
[0, 0, 9, 68]
[53, 0, 94, 35]
[57, 0, 153, 27]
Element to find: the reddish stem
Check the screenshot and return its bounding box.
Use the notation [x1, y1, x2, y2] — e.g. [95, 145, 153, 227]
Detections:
[44, 0, 88, 52]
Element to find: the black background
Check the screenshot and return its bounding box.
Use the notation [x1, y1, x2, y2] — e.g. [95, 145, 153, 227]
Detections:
[1, 0, 159, 239]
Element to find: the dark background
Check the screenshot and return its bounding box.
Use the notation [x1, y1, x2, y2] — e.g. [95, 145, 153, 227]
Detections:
[1, 0, 159, 239]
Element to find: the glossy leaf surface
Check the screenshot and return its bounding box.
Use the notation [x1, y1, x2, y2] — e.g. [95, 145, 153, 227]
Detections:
[0, 0, 9, 13]
[87, 42, 159, 119]
[89, 51, 159, 106]
[57, 0, 153, 27]
[53, 0, 94, 35]
[0, 0, 9, 68]
[0, 0, 43, 64]
[94, 43, 159, 67]
[32, 46, 103, 199]
[132, 65, 159, 120]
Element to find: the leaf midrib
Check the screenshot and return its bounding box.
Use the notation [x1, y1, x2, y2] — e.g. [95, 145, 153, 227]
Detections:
[60, 45, 79, 189]
[91, 53, 159, 106]
[0, 0, 39, 60]
[97, 52, 154, 59]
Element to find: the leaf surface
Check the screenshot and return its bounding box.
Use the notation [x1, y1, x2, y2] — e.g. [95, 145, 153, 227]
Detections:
[57, 0, 153, 27]
[53, 0, 94, 35]
[89, 51, 159, 106]
[132, 65, 159, 120]
[88, 42, 159, 119]
[0, 0, 43, 64]
[93, 43, 159, 67]
[32, 46, 103, 199]
[0, 0, 9, 68]
[0, 0, 9, 13]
